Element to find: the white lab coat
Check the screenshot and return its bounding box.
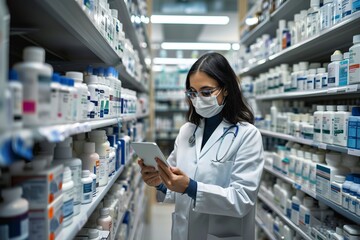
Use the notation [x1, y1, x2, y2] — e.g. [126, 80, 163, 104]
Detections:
[157, 119, 264, 240]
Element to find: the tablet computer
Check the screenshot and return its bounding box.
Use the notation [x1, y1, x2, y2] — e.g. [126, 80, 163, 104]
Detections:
[131, 142, 168, 169]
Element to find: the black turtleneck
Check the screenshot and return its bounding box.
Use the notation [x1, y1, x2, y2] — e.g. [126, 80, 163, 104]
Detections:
[201, 112, 223, 150]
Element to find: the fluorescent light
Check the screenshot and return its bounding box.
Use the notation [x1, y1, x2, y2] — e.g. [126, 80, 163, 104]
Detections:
[161, 42, 231, 50]
[245, 17, 259, 26]
[151, 15, 229, 25]
[153, 58, 197, 65]
[232, 43, 240, 50]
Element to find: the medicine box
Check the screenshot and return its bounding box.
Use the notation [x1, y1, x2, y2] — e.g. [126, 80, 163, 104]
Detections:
[12, 164, 63, 209]
[29, 194, 63, 240]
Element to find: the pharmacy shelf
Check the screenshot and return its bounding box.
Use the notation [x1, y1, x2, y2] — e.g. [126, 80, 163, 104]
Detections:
[114, 191, 135, 238]
[155, 97, 186, 102]
[259, 129, 360, 157]
[255, 216, 277, 240]
[109, 0, 147, 67]
[258, 192, 312, 240]
[239, 12, 360, 76]
[263, 165, 317, 199]
[155, 86, 185, 91]
[255, 84, 360, 100]
[8, 0, 147, 93]
[128, 185, 146, 240]
[117, 64, 148, 93]
[240, 0, 307, 46]
[156, 109, 188, 113]
[316, 195, 360, 225]
[59, 165, 124, 240]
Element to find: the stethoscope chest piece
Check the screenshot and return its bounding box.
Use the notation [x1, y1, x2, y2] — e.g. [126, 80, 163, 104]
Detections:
[188, 135, 196, 147]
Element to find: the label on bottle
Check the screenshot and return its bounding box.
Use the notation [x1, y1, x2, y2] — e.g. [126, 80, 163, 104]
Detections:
[68, 165, 82, 207]
[38, 75, 52, 121]
[333, 115, 348, 146]
[316, 164, 331, 198]
[330, 183, 342, 205]
[349, 47, 360, 84]
[339, 59, 349, 86]
[342, 0, 352, 17]
[353, 0, 360, 11]
[82, 182, 92, 202]
[0, 212, 29, 239]
[63, 197, 74, 220]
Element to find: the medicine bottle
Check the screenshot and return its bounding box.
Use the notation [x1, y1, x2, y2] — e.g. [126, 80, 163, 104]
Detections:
[328, 50, 343, 87]
[80, 141, 99, 185]
[339, 52, 350, 86]
[322, 105, 336, 144]
[62, 166, 74, 227]
[97, 208, 112, 231]
[333, 105, 351, 147]
[349, 34, 360, 84]
[13, 46, 53, 126]
[88, 130, 110, 186]
[66, 71, 89, 121]
[54, 137, 82, 215]
[315, 68, 326, 89]
[330, 174, 345, 205]
[50, 73, 61, 123]
[88, 229, 101, 240]
[85, 75, 100, 119]
[343, 225, 360, 239]
[0, 187, 29, 240]
[8, 69, 23, 129]
[81, 170, 93, 204]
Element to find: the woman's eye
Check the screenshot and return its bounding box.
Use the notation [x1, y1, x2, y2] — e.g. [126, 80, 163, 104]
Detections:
[201, 91, 211, 96]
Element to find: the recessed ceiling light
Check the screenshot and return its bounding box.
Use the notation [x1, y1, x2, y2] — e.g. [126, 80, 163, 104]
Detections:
[161, 42, 231, 50]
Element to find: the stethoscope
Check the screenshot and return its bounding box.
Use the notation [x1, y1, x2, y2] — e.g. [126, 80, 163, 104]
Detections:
[188, 124, 239, 163]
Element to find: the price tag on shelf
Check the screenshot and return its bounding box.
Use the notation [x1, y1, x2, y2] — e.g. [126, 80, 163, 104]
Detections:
[346, 84, 358, 92]
[348, 148, 360, 157]
[327, 88, 338, 93]
[312, 141, 327, 150]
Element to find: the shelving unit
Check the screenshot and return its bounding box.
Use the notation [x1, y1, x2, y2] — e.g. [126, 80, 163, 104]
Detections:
[258, 192, 312, 240]
[259, 129, 360, 156]
[240, 0, 307, 46]
[239, 12, 360, 76]
[114, 191, 134, 238]
[255, 84, 360, 100]
[255, 216, 277, 240]
[59, 165, 124, 240]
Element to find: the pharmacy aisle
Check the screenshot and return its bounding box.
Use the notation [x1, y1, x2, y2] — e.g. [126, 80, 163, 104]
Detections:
[235, 0, 360, 239]
[0, 0, 151, 239]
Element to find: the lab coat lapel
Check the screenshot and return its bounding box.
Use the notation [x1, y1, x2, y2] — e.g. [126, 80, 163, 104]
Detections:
[199, 121, 230, 159]
[195, 120, 204, 162]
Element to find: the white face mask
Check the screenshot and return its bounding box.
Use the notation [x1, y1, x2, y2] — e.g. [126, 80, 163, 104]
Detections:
[190, 91, 225, 118]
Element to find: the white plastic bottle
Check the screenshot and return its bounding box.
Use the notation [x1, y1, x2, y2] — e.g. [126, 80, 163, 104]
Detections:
[328, 50, 343, 87]
[333, 0, 343, 24]
[50, 73, 61, 123]
[291, 64, 299, 91]
[80, 142, 100, 189]
[314, 105, 325, 142]
[332, 227, 344, 240]
[349, 175, 360, 213]
[54, 137, 82, 215]
[88, 130, 110, 186]
[306, 68, 317, 90]
[81, 170, 93, 204]
[88, 229, 101, 240]
[315, 68, 326, 89]
[307, 0, 320, 38]
[322, 105, 336, 144]
[299, 196, 315, 232]
[333, 105, 351, 146]
[59, 77, 70, 123]
[8, 69, 23, 129]
[67, 78, 77, 122]
[330, 174, 346, 205]
[66, 71, 88, 121]
[85, 75, 100, 119]
[349, 34, 360, 84]
[300, 10, 308, 41]
[0, 187, 29, 240]
[271, 101, 278, 132]
[339, 52, 350, 86]
[343, 0, 353, 17]
[13, 47, 53, 126]
[97, 208, 112, 231]
[343, 174, 354, 209]
[310, 151, 326, 193]
[291, 190, 305, 225]
[62, 166, 74, 227]
[297, 62, 309, 91]
[321, 0, 334, 30]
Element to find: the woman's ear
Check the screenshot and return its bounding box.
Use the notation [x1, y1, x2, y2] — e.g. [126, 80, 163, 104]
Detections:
[223, 89, 228, 96]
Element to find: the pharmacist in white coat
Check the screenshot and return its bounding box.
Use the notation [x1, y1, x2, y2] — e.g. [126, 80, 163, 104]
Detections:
[138, 52, 264, 240]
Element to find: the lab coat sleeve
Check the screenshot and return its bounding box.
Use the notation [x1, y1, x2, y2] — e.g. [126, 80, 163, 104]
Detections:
[193, 126, 264, 218]
[157, 132, 179, 203]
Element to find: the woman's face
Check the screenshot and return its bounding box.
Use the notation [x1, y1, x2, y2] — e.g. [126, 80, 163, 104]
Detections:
[189, 71, 226, 105]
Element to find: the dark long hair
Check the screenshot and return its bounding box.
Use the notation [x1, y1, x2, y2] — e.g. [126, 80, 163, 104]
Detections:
[185, 52, 254, 125]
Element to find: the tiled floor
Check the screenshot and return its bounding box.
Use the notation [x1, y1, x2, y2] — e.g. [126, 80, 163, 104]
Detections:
[142, 203, 175, 240]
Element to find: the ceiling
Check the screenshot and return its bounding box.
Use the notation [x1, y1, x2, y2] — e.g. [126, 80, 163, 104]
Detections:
[150, 0, 239, 59]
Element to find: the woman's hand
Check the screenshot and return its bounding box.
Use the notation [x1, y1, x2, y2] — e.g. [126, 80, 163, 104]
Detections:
[156, 157, 190, 193]
[137, 159, 162, 187]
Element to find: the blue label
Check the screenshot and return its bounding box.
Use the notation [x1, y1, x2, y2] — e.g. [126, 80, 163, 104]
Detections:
[353, 0, 360, 11]
[305, 214, 310, 224]
[0, 212, 28, 238]
[83, 183, 92, 194]
[286, 208, 291, 218]
[292, 203, 300, 211]
[63, 199, 74, 218]
[328, 77, 336, 84]
[339, 60, 349, 86]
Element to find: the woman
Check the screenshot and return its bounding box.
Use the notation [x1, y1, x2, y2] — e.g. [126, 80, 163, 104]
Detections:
[138, 52, 264, 240]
